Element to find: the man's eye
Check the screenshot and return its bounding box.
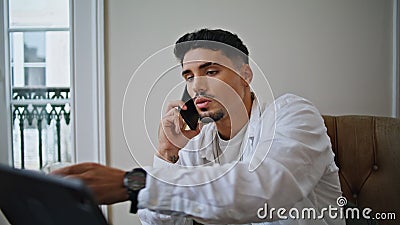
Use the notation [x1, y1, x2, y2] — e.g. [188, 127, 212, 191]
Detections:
[206, 70, 218, 75]
[186, 75, 194, 81]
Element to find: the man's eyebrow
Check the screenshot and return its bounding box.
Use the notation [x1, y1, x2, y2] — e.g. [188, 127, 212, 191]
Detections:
[181, 69, 190, 76]
[181, 62, 222, 76]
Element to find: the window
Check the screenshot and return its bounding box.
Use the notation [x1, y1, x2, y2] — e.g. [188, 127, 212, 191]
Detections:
[7, 0, 72, 170]
[0, 0, 106, 170]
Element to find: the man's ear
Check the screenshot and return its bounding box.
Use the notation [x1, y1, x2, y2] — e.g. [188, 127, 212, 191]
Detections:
[240, 64, 253, 86]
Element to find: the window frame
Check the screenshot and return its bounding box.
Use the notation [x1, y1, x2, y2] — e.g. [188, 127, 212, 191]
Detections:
[0, 0, 106, 167]
[0, 0, 12, 166]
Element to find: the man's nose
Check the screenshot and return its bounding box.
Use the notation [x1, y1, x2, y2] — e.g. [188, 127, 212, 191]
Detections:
[191, 76, 208, 95]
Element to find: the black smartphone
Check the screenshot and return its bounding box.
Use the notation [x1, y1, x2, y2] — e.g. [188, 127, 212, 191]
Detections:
[180, 87, 199, 130]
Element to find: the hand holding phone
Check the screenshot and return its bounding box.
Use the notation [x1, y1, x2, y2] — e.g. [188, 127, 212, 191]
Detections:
[179, 87, 199, 130]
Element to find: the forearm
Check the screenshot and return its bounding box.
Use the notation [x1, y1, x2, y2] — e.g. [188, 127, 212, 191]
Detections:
[51, 162, 129, 205]
[138, 151, 326, 224]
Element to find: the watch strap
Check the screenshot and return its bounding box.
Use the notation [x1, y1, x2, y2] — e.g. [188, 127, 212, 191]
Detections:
[124, 168, 146, 214]
[129, 191, 139, 213]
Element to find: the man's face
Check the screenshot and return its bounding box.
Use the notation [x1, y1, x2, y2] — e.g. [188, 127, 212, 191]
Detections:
[181, 48, 249, 122]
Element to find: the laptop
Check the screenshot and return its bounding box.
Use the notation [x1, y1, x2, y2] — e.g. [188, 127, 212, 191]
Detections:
[0, 164, 109, 225]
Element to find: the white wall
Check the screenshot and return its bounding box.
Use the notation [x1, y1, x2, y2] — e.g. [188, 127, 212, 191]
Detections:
[104, 1, 394, 224]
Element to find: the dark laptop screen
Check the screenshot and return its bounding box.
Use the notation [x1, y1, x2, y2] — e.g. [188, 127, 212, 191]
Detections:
[0, 164, 108, 225]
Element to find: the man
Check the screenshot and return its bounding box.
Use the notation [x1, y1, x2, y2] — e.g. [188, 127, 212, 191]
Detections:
[54, 29, 345, 225]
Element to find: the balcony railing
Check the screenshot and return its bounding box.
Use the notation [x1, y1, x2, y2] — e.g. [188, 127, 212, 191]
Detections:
[11, 87, 71, 169]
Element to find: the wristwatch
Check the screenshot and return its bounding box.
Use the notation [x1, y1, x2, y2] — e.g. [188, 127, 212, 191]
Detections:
[123, 168, 147, 213]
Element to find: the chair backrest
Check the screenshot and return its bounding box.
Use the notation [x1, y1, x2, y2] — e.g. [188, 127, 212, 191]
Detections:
[322, 115, 400, 225]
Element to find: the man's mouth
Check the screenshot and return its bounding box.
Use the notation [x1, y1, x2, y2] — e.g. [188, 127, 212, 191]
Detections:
[194, 97, 212, 109]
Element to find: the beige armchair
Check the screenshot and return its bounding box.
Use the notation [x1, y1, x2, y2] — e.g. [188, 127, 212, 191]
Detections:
[322, 115, 400, 225]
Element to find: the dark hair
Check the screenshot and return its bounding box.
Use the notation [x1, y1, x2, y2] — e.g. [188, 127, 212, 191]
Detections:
[174, 28, 249, 65]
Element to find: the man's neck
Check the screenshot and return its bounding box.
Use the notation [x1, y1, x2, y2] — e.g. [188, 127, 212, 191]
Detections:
[216, 92, 254, 140]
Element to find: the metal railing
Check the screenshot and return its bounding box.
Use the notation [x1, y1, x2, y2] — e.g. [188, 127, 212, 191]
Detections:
[11, 87, 71, 169]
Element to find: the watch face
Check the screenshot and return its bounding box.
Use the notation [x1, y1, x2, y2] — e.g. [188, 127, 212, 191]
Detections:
[125, 169, 146, 191]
